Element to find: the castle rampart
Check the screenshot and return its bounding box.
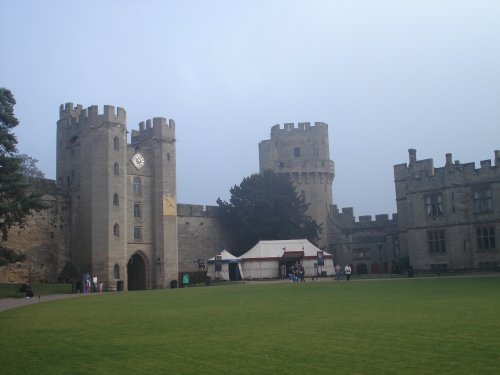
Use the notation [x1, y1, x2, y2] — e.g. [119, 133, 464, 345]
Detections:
[395, 149, 500, 183]
[130, 118, 175, 144]
[270, 121, 328, 136]
[332, 206, 397, 227]
[328, 204, 400, 274]
[59, 103, 126, 126]
[177, 204, 220, 217]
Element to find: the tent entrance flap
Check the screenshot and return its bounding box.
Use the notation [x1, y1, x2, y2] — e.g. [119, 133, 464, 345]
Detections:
[279, 251, 305, 278]
[228, 263, 241, 281]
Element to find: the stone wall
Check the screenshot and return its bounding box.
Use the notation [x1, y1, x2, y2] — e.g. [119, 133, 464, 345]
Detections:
[177, 204, 235, 273]
[0, 183, 68, 283]
[394, 149, 500, 271]
[328, 205, 400, 274]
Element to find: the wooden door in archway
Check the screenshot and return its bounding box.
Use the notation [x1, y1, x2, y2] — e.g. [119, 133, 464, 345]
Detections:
[127, 253, 147, 291]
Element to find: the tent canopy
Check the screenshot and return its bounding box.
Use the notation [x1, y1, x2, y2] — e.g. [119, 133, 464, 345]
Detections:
[207, 249, 243, 281]
[240, 239, 332, 260]
[207, 249, 241, 264]
[239, 239, 334, 279]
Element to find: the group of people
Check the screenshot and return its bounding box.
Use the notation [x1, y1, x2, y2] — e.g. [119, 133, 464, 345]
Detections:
[288, 264, 306, 282]
[287, 263, 352, 282]
[334, 264, 352, 281]
[82, 272, 103, 293]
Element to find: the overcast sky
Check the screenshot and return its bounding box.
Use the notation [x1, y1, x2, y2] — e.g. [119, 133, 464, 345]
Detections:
[2, 0, 500, 218]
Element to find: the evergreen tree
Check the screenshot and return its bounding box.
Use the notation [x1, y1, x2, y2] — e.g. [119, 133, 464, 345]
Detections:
[0, 88, 45, 243]
[217, 170, 321, 255]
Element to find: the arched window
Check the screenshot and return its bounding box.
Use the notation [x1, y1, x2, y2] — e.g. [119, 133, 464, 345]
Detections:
[113, 193, 119, 206]
[114, 162, 119, 176]
[133, 176, 142, 194]
[114, 263, 120, 279]
[113, 223, 120, 237]
[113, 136, 119, 150]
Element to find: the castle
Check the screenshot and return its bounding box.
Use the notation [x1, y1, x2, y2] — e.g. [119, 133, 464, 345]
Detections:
[1, 104, 499, 288]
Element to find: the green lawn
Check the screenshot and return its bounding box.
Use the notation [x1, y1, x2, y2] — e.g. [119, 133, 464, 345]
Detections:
[1, 277, 499, 374]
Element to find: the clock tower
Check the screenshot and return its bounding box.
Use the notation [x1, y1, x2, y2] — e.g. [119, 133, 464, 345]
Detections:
[57, 104, 178, 290]
[129, 117, 178, 289]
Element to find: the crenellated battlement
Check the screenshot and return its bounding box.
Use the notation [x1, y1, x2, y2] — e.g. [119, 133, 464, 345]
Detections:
[130, 117, 175, 144]
[394, 149, 500, 186]
[331, 205, 397, 226]
[58, 103, 126, 127]
[177, 204, 220, 217]
[270, 121, 328, 137]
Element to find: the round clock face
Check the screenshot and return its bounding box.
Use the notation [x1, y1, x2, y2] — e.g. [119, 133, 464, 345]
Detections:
[132, 153, 145, 169]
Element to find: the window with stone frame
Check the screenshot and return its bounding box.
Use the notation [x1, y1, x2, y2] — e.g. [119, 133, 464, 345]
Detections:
[476, 226, 496, 251]
[113, 263, 120, 279]
[113, 162, 119, 176]
[132, 176, 142, 195]
[294, 147, 301, 157]
[428, 230, 446, 254]
[113, 136, 119, 150]
[113, 223, 120, 237]
[133, 226, 142, 240]
[113, 193, 119, 206]
[133, 203, 141, 218]
[425, 193, 444, 217]
[473, 189, 493, 214]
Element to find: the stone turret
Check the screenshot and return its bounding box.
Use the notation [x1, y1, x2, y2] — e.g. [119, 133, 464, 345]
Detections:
[127, 115, 178, 289]
[259, 122, 334, 249]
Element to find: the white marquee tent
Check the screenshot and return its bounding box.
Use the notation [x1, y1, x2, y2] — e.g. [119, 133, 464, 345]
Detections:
[207, 250, 244, 281]
[239, 239, 334, 279]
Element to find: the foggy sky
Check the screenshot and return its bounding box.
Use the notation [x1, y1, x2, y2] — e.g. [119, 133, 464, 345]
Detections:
[2, 0, 499, 218]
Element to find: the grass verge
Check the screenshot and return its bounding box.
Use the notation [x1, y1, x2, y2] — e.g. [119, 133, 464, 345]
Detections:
[1, 277, 499, 374]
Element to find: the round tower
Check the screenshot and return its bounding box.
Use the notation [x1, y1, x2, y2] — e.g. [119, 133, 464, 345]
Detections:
[259, 122, 335, 249]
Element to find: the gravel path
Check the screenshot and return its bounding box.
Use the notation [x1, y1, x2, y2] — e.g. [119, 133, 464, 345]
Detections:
[0, 293, 97, 313]
[2, 273, 498, 313]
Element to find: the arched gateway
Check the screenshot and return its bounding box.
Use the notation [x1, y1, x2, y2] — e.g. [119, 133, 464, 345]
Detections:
[127, 252, 148, 291]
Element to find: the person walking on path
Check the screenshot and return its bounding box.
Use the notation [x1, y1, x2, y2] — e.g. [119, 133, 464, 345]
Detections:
[335, 264, 342, 281]
[344, 264, 352, 281]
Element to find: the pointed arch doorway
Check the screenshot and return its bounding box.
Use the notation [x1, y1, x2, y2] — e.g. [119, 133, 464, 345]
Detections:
[127, 252, 147, 291]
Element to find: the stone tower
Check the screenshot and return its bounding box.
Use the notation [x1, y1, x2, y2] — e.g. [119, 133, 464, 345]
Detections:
[57, 104, 178, 290]
[259, 122, 335, 249]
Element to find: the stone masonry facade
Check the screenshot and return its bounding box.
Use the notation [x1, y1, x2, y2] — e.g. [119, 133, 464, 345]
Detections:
[394, 149, 500, 272]
[1, 105, 499, 288]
